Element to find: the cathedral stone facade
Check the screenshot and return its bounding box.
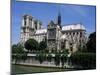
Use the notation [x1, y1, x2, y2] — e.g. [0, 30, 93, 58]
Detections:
[20, 14, 87, 52]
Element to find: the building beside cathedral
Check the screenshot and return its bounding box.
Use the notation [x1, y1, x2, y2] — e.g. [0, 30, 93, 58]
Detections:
[20, 13, 87, 52]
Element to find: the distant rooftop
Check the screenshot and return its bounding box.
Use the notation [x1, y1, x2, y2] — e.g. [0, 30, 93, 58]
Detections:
[35, 29, 47, 34]
[34, 23, 85, 34]
[62, 23, 85, 31]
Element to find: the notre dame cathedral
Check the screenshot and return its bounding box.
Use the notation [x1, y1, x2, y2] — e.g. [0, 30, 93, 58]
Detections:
[20, 13, 87, 52]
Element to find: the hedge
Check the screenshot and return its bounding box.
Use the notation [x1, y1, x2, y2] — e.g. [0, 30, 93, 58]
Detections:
[70, 52, 96, 69]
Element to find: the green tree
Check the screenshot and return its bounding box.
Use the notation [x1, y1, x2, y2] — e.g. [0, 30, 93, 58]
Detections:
[37, 52, 45, 64]
[24, 39, 38, 53]
[61, 54, 67, 68]
[12, 44, 26, 64]
[47, 53, 52, 62]
[54, 52, 61, 66]
[12, 44, 18, 54]
[38, 41, 47, 51]
[60, 49, 69, 68]
[86, 32, 96, 53]
[21, 52, 27, 62]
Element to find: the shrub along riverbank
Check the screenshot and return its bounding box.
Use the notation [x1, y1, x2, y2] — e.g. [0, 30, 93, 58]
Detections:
[70, 52, 96, 69]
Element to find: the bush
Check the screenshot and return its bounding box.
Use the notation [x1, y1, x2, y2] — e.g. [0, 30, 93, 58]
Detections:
[54, 52, 61, 66]
[47, 54, 52, 62]
[36, 52, 46, 64]
[61, 54, 68, 68]
[38, 53, 44, 64]
[12, 44, 27, 64]
[70, 52, 96, 69]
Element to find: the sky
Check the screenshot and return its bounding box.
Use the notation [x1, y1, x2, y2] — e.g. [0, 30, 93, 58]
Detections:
[11, 0, 96, 44]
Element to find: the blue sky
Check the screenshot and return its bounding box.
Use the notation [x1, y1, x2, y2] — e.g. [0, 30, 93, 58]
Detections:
[11, 0, 96, 44]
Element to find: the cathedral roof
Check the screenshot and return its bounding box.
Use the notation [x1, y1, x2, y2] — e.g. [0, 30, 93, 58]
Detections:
[34, 24, 85, 35]
[49, 20, 55, 25]
[35, 29, 47, 34]
[62, 23, 85, 31]
[23, 14, 33, 18]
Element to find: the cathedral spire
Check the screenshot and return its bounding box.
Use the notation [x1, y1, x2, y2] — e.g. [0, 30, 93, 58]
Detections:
[58, 12, 61, 28]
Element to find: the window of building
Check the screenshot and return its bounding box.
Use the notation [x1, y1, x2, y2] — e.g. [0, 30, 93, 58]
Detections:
[80, 32, 82, 37]
[73, 32, 75, 36]
[24, 17, 27, 26]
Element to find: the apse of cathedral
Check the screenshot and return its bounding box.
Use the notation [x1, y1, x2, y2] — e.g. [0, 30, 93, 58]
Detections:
[20, 13, 87, 52]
